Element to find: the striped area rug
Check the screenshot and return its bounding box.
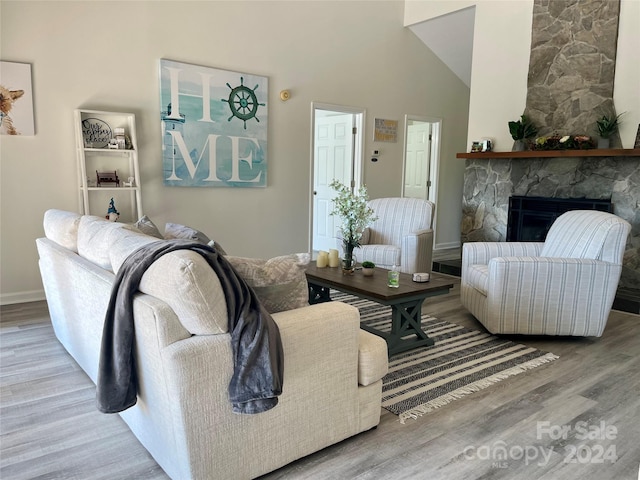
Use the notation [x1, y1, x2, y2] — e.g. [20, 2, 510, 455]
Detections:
[333, 292, 559, 423]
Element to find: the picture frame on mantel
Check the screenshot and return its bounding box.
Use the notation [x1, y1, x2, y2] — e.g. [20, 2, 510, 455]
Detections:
[635, 124, 640, 149]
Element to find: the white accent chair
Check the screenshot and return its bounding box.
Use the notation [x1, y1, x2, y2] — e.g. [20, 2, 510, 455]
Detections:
[461, 210, 631, 336]
[340, 197, 435, 274]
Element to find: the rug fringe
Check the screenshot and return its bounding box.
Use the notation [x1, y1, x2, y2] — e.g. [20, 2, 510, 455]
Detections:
[397, 352, 559, 424]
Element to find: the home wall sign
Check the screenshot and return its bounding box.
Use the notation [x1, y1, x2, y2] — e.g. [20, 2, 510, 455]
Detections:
[159, 59, 268, 187]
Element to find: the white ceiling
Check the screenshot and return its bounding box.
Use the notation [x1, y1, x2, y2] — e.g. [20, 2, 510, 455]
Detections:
[409, 6, 475, 87]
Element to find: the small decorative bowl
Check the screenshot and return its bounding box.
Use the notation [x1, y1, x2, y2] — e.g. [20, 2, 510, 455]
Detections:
[412, 272, 430, 282]
[362, 267, 375, 277]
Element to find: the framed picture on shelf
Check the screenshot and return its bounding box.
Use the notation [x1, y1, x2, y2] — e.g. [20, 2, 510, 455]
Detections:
[635, 124, 640, 149]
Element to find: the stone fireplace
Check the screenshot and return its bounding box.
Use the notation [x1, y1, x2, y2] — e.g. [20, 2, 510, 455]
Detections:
[459, 0, 639, 312]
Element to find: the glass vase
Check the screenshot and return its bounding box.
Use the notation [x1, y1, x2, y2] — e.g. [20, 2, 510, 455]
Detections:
[342, 245, 356, 275]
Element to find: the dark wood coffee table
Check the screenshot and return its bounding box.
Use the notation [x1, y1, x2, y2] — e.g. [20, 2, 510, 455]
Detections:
[306, 263, 454, 356]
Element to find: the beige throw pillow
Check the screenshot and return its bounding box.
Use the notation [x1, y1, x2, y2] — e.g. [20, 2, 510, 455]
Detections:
[226, 253, 310, 313]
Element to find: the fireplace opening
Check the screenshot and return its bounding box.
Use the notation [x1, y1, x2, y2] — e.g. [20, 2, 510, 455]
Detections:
[507, 196, 613, 242]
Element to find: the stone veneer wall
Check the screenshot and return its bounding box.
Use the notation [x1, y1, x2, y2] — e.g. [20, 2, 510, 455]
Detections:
[525, 0, 621, 146]
[461, 155, 640, 289]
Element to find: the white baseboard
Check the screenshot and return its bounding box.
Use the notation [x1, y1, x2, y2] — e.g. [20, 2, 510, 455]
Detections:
[1, 290, 46, 306]
[434, 241, 461, 252]
[433, 243, 462, 262]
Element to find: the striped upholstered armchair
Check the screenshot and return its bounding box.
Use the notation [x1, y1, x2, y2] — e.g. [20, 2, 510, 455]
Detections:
[461, 210, 631, 336]
[342, 197, 435, 274]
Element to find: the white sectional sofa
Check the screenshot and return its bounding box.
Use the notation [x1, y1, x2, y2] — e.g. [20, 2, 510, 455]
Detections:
[36, 209, 388, 480]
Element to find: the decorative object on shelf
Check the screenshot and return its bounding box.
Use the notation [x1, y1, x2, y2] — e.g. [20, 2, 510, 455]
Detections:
[114, 127, 127, 149]
[329, 179, 377, 275]
[0, 61, 35, 136]
[470, 139, 492, 152]
[470, 141, 483, 152]
[635, 124, 640, 149]
[96, 170, 120, 187]
[362, 261, 375, 277]
[106, 198, 120, 222]
[532, 134, 595, 151]
[160, 59, 268, 188]
[508, 114, 538, 151]
[316, 250, 328, 268]
[595, 112, 624, 148]
[122, 176, 135, 187]
[387, 264, 399, 288]
[328, 249, 340, 268]
[82, 117, 112, 148]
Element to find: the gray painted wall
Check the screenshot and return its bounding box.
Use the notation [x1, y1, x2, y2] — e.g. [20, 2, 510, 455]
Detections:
[0, 1, 470, 303]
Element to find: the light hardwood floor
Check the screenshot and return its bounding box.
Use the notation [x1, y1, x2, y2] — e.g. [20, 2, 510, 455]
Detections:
[2, 279, 639, 480]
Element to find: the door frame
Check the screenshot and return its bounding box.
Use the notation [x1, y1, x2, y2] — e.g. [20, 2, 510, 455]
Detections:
[309, 102, 366, 255]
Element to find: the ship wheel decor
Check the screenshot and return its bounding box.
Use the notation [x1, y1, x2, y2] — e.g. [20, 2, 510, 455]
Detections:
[222, 77, 266, 129]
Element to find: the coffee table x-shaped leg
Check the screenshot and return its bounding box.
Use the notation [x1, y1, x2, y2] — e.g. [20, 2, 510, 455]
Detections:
[359, 296, 434, 356]
[307, 281, 435, 356]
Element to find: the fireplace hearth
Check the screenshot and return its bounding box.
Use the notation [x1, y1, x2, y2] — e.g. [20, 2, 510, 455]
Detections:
[507, 196, 613, 242]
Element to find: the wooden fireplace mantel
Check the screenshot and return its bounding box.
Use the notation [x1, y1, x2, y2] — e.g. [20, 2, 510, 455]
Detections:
[456, 148, 640, 159]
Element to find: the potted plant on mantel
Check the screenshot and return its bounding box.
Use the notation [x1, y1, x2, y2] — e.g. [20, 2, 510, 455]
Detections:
[595, 112, 624, 149]
[508, 114, 538, 151]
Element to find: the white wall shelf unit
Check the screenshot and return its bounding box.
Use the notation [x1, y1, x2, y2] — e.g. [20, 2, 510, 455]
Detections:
[74, 109, 143, 222]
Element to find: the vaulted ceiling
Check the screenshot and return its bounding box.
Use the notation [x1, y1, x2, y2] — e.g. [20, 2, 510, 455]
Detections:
[408, 6, 475, 88]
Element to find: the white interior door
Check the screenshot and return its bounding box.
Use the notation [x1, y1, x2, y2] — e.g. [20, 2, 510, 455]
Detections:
[311, 105, 364, 254]
[402, 115, 441, 205]
[404, 121, 431, 199]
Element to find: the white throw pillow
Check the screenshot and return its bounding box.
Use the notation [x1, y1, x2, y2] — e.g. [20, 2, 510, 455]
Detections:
[109, 226, 162, 274]
[77, 216, 128, 271]
[43, 209, 82, 252]
[139, 250, 228, 335]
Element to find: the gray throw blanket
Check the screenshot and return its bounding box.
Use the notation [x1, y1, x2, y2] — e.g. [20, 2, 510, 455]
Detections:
[96, 239, 284, 415]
